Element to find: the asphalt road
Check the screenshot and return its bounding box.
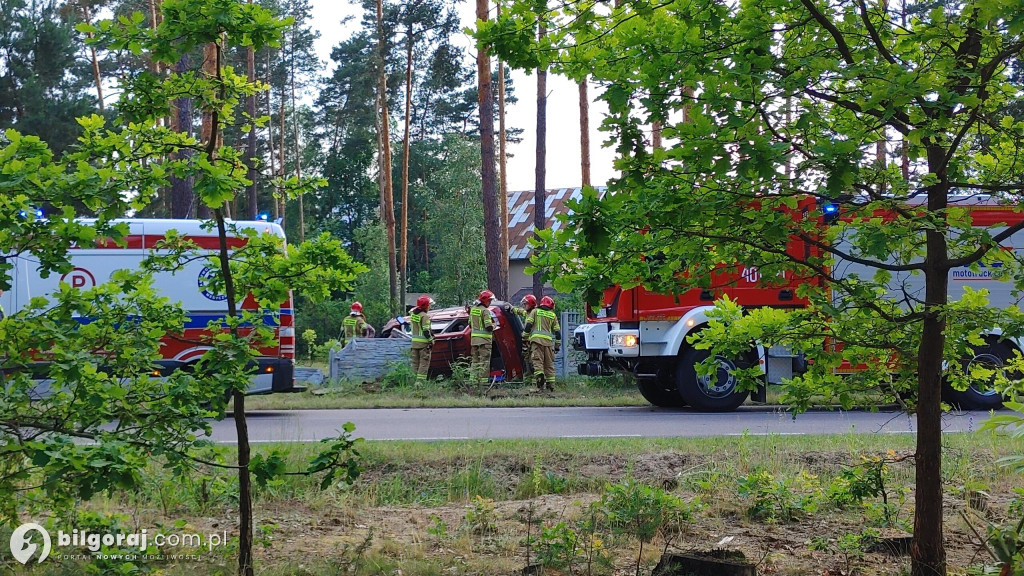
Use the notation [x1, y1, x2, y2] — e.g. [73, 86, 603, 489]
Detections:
[206, 406, 997, 443]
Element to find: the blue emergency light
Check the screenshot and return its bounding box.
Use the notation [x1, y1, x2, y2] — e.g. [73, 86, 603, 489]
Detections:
[822, 203, 840, 223]
[17, 208, 44, 219]
[257, 212, 270, 222]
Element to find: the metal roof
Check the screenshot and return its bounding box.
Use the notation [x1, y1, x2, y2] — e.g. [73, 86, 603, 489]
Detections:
[507, 186, 606, 260]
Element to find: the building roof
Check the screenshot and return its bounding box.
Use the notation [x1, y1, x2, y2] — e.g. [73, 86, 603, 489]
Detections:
[507, 186, 606, 260]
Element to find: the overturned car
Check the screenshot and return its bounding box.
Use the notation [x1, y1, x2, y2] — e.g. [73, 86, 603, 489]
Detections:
[381, 301, 528, 382]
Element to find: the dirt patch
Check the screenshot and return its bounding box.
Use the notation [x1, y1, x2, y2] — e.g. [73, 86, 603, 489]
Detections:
[161, 448, 1016, 576]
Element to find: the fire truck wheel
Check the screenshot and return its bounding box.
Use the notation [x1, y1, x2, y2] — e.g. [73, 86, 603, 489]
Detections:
[944, 341, 1013, 411]
[636, 377, 687, 407]
[676, 347, 748, 412]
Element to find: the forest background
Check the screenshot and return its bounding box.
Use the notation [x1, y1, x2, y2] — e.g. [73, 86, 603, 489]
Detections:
[0, 0, 603, 346]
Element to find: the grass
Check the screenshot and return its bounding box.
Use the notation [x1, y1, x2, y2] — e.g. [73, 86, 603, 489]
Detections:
[246, 372, 649, 409]
[248, 368, 893, 410]
[13, 431, 1024, 575]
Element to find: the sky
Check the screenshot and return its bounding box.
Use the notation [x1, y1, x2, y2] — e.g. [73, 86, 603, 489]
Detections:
[306, 1, 618, 193]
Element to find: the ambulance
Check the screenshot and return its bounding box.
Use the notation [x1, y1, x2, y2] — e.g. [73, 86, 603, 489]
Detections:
[0, 219, 298, 395]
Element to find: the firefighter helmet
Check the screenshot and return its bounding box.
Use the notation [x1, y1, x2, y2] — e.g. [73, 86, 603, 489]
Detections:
[350, 301, 363, 314]
[479, 290, 495, 305]
[540, 296, 555, 309]
[521, 294, 537, 308]
[416, 295, 434, 310]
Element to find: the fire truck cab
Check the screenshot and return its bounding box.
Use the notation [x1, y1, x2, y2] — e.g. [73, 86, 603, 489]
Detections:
[574, 197, 1023, 412]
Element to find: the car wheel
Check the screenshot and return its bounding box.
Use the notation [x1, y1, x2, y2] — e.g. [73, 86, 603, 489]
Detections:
[676, 347, 748, 412]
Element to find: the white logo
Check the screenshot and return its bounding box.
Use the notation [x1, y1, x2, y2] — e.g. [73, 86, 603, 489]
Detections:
[10, 523, 51, 564]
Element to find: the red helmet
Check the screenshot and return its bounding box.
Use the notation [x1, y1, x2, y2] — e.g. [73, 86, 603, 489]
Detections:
[416, 295, 434, 309]
[521, 294, 537, 308]
[540, 296, 554, 308]
[350, 301, 363, 313]
[479, 290, 495, 305]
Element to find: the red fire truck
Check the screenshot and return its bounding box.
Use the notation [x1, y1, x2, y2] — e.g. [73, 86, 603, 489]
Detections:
[0, 219, 298, 394]
[573, 196, 1022, 411]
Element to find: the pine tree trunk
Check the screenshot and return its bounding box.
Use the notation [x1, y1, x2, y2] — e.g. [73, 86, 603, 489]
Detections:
[476, 0, 501, 298]
[196, 41, 217, 219]
[266, 51, 280, 220]
[578, 79, 590, 187]
[81, 2, 104, 111]
[401, 23, 414, 309]
[170, 54, 194, 218]
[278, 95, 287, 222]
[245, 10, 258, 220]
[496, 1, 510, 301]
[289, 24, 304, 241]
[532, 9, 547, 299]
[377, 0, 399, 315]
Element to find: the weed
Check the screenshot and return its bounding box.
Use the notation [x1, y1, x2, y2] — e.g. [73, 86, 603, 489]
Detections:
[516, 459, 569, 499]
[463, 495, 497, 535]
[737, 470, 804, 522]
[809, 528, 878, 574]
[427, 514, 449, 541]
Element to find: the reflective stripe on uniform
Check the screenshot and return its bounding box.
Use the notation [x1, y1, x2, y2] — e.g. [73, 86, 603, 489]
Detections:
[530, 309, 557, 342]
[410, 312, 431, 343]
[343, 316, 358, 338]
[470, 307, 492, 339]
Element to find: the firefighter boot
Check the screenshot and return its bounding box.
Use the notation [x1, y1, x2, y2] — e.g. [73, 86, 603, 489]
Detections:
[535, 373, 546, 392]
[546, 378, 555, 392]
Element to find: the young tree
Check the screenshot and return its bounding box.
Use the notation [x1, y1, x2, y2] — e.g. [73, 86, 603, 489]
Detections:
[83, 1, 367, 573]
[481, 1, 1024, 574]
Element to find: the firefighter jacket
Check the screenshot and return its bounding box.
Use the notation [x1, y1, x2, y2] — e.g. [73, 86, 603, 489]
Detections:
[469, 303, 494, 345]
[525, 307, 560, 348]
[409, 307, 433, 349]
[342, 313, 369, 341]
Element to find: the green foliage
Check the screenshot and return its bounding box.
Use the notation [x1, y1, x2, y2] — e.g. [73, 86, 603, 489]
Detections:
[737, 470, 809, 523]
[601, 478, 696, 576]
[809, 528, 878, 574]
[463, 495, 497, 535]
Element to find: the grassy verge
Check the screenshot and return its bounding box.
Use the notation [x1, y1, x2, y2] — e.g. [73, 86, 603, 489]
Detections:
[250, 369, 891, 410]
[247, 373, 650, 409]
[13, 432, 1023, 575]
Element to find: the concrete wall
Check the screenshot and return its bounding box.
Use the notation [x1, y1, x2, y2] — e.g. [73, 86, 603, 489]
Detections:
[328, 338, 410, 384]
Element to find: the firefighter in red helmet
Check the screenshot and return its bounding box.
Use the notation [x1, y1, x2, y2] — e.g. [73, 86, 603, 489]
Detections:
[517, 294, 538, 377]
[469, 290, 496, 385]
[342, 301, 373, 347]
[524, 295, 561, 391]
[409, 295, 435, 384]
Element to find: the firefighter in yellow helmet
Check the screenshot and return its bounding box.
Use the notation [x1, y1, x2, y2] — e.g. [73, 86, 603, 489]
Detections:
[469, 290, 496, 385]
[524, 296, 561, 391]
[409, 295, 435, 384]
[341, 301, 373, 347]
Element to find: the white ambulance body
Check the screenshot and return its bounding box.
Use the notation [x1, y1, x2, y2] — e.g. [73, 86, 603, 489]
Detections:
[1, 219, 297, 395]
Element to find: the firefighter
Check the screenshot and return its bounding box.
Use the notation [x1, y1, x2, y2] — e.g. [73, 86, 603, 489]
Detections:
[409, 295, 435, 384]
[525, 296, 561, 391]
[518, 294, 538, 377]
[341, 302, 373, 347]
[469, 289, 496, 385]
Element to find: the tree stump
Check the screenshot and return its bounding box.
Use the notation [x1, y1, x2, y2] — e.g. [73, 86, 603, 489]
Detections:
[652, 551, 756, 576]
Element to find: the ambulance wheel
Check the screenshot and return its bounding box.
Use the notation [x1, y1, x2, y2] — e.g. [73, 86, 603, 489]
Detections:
[676, 347, 748, 412]
[636, 377, 686, 407]
[944, 341, 1012, 410]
